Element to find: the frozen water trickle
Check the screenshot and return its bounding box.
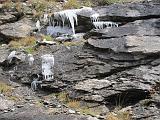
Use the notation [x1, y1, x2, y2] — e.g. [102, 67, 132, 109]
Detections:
[41, 54, 54, 81]
[53, 7, 93, 35]
[31, 80, 42, 91]
[44, 6, 119, 39]
[36, 20, 41, 31]
[43, 14, 48, 23]
[7, 51, 16, 63]
[54, 9, 81, 35]
[93, 21, 118, 29]
[28, 54, 34, 66]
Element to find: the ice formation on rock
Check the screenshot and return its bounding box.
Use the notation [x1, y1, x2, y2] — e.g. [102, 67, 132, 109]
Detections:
[41, 54, 54, 81]
[53, 7, 93, 35]
[7, 51, 16, 63]
[43, 14, 48, 23]
[45, 7, 118, 37]
[28, 54, 34, 66]
[90, 13, 100, 22]
[93, 21, 118, 29]
[54, 9, 81, 35]
[36, 20, 41, 31]
[31, 79, 42, 91]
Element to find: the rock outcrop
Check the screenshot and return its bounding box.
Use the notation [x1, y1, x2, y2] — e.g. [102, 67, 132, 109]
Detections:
[78, 2, 160, 22]
[0, 1, 160, 120]
[0, 18, 35, 42]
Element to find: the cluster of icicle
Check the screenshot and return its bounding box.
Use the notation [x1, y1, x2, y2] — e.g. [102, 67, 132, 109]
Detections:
[93, 21, 118, 29]
[36, 6, 118, 36]
[90, 13, 118, 30]
[51, 7, 118, 34]
[46, 7, 93, 35]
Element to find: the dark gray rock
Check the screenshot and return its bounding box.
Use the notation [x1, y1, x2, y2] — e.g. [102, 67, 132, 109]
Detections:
[132, 99, 160, 120]
[74, 79, 111, 92]
[0, 18, 36, 41]
[0, 97, 14, 111]
[0, 46, 9, 63]
[0, 112, 100, 120]
[78, 2, 160, 22]
[0, 13, 17, 25]
[88, 36, 160, 54]
[72, 70, 152, 104]
[86, 18, 160, 54]
[85, 18, 160, 38]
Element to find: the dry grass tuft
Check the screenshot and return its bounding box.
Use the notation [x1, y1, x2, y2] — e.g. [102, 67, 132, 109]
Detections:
[9, 36, 36, 54]
[8, 96, 20, 101]
[55, 91, 102, 116]
[63, 40, 85, 46]
[0, 82, 13, 95]
[30, 0, 56, 18]
[67, 99, 80, 108]
[63, 0, 80, 9]
[9, 36, 36, 48]
[106, 111, 131, 120]
[2, 0, 14, 9]
[56, 91, 70, 103]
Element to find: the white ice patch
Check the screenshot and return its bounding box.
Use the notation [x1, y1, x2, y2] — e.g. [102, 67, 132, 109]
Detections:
[47, 26, 73, 36]
[36, 20, 41, 31]
[7, 51, 16, 63]
[93, 21, 118, 29]
[41, 54, 54, 81]
[43, 14, 48, 23]
[28, 54, 34, 66]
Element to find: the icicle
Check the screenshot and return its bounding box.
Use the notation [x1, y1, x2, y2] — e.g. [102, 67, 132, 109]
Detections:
[43, 14, 48, 23]
[9, 71, 14, 78]
[7, 51, 16, 63]
[31, 79, 42, 91]
[90, 13, 100, 22]
[28, 54, 34, 66]
[49, 16, 52, 26]
[52, 19, 55, 26]
[54, 9, 81, 35]
[51, 7, 94, 35]
[36, 20, 41, 31]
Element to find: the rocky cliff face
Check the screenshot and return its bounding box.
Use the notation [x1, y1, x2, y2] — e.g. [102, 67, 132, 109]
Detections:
[0, 0, 160, 120]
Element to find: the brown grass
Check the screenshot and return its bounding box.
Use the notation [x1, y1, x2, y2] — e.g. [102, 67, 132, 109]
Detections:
[63, 0, 80, 9]
[9, 36, 36, 48]
[106, 111, 131, 120]
[67, 99, 80, 108]
[56, 91, 70, 102]
[0, 82, 13, 95]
